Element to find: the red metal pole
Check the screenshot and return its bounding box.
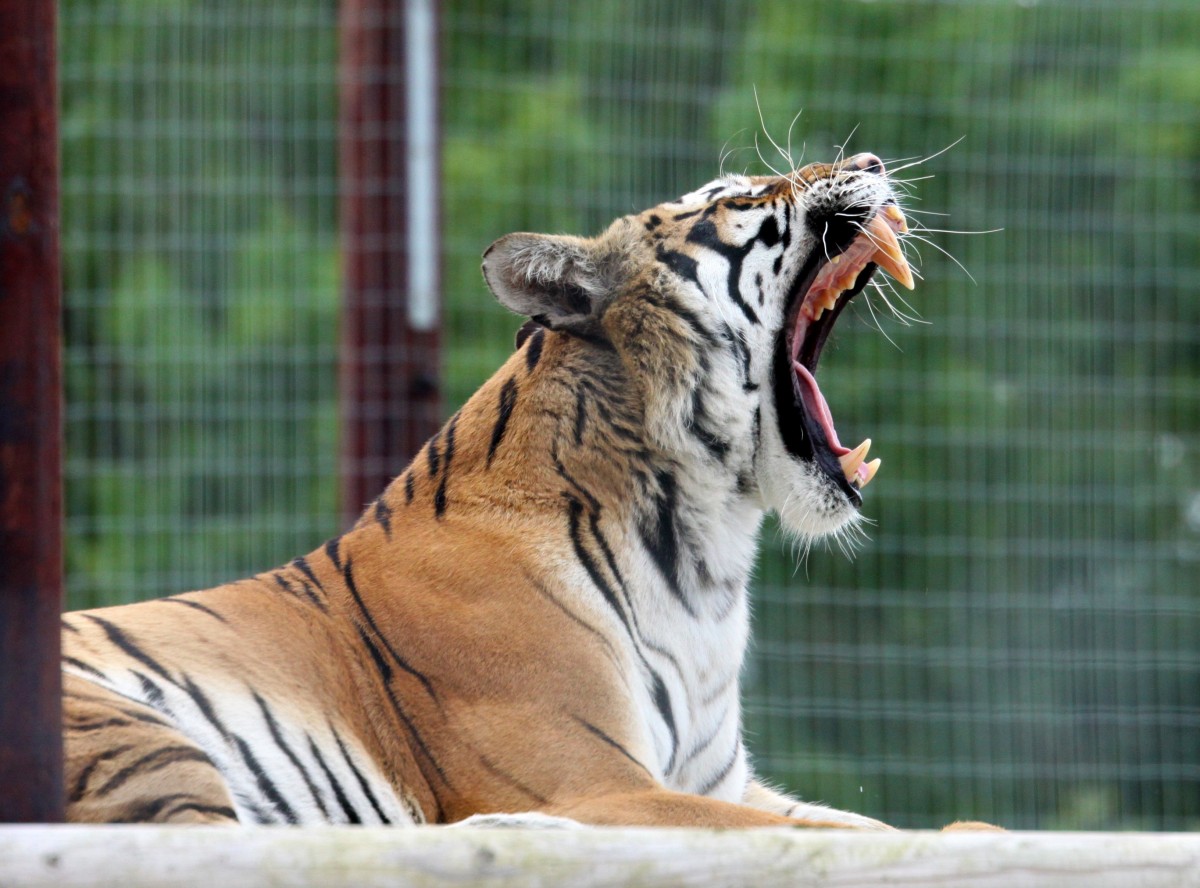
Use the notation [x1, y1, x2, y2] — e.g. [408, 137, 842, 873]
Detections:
[0, 0, 64, 822]
[339, 0, 442, 524]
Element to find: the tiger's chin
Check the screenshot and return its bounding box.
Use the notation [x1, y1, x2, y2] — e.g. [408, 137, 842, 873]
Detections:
[759, 444, 869, 553]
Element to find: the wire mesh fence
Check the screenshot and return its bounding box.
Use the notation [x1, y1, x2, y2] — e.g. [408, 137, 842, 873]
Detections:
[59, 0, 1200, 830]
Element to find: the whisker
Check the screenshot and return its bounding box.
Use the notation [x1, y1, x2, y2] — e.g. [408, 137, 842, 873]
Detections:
[912, 226, 1004, 236]
[904, 232, 978, 284]
[753, 87, 797, 178]
[882, 135, 966, 177]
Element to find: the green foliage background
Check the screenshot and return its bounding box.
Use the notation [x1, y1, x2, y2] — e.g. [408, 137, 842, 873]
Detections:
[60, 0, 1199, 828]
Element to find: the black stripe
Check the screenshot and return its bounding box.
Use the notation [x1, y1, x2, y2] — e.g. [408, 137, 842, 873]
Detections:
[178, 673, 232, 741]
[650, 673, 679, 774]
[525, 326, 545, 371]
[253, 691, 330, 819]
[333, 729, 392, 824]
[69, 744, 134, 802]
[343, 559, 437, 700]
[66, 717, 131, 733]
[404, 471, 415, 504]
[94, 745, 214, 798]
[292, 556, 325, 594]
[232, 734, 299, 824]
[274, 572, 324, 609]
[324, 536, 343, 571]
[638, 470, 696, 617]
[645, 213, 662, 230]
[756, 215, 780, 247]
[63, 656, 107, 680]
[63, 688, 170, 727]
[115, 702, 172, 727]
[523, 570, 621, 665]
[340, 562, 452, 808]
[161, 799, 238, 822]
[426, 430, 441, 477]
[374, 498, 393, 538]
[478, 753, 549, 806]
[116, 792, 194, 824]
[566, 497, 633, 639]
[133, 672, 169, 711]
[683, 710, 729, 762]
[62, 619, 81, 634]
[655, 244, 700, 290]
[573, 388, 588, 445]
[685, 217, 761, 325]
[434, 413, 458, 518]
[650, 292, 719, 347]
[356, 625, 392, 684]
[689, 387, 730, 462]
[572, 715, 653, 778]
[157, 597, 228, 623]
[308, 735, 362, 824]
[81, 616, 174, 684]
[487, 377, 518, 468]
[697, 745, 740, 796]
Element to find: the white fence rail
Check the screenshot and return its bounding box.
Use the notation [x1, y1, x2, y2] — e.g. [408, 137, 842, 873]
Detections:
[2, 826, 1199, 888]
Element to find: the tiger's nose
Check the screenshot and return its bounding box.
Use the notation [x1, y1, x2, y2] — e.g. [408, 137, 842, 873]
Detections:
[845, 152, 885, 175]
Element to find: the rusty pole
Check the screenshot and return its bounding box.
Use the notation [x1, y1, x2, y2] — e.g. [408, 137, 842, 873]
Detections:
[339, 0, 442, 524]
[0, 0, 64, 822]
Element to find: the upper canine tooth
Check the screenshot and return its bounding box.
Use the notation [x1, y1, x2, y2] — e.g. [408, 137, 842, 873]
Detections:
[866, 215, 915, 290]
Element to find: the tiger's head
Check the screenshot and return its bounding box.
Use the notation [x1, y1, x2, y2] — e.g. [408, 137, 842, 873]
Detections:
[482, 152, 913, 548]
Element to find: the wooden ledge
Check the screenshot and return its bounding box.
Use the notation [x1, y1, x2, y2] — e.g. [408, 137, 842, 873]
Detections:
[2, 825, 1198, 888]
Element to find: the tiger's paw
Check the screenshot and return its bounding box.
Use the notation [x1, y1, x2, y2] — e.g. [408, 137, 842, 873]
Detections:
[941, 820, 1005, 832]
[450, 812, 585, 830]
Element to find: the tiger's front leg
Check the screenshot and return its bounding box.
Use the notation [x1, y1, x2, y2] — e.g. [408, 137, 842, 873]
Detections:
[742, 777, 893, 830]
[538, 786, 866, 829]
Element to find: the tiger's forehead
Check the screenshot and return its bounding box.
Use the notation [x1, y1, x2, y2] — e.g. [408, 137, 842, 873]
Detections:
[660, 160, 864, 214]
[667, 174, 783, 208]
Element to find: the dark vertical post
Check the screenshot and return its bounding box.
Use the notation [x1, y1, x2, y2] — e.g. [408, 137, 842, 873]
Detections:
[339, 0, 442, 524]
[0, 0, 64, 822]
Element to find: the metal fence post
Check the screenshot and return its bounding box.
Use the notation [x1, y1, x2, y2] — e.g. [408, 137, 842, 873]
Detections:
[0, 0, 64, 823]
[339, 0, 442, 524]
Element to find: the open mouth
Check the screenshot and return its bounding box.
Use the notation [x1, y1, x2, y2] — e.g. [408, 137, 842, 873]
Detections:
[772, 204, 913, 505]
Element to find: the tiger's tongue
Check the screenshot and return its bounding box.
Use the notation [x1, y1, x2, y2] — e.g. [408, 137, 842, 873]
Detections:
[793, 361, 878, 486]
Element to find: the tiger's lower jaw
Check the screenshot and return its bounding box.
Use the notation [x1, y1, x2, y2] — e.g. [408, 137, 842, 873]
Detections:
[756, 434, 868, 548]
[774, 473, 868, 549]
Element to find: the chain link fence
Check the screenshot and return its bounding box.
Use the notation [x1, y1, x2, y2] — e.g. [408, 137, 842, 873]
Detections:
[60, 0, 1200, 829]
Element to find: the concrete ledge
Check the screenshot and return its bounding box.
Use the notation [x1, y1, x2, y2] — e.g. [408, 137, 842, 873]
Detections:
[1, 825, 1198, 888]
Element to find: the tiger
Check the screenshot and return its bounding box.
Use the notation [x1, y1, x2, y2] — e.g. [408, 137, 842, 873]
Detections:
[62, 149, 989, 830]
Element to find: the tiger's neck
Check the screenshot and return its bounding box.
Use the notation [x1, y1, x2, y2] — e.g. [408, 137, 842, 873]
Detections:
[347, 326, 765, 619]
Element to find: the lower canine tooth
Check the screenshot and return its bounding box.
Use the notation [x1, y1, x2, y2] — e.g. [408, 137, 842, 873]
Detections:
[839, 438, 872, 482]
[860, 457, 881, 488]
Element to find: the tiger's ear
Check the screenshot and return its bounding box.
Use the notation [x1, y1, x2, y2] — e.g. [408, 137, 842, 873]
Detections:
[482, 233, 610, 334]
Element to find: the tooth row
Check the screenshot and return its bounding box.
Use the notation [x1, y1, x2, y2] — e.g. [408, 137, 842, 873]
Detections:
[839, 439, 881, 489]
[805, 265, 869, 321]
